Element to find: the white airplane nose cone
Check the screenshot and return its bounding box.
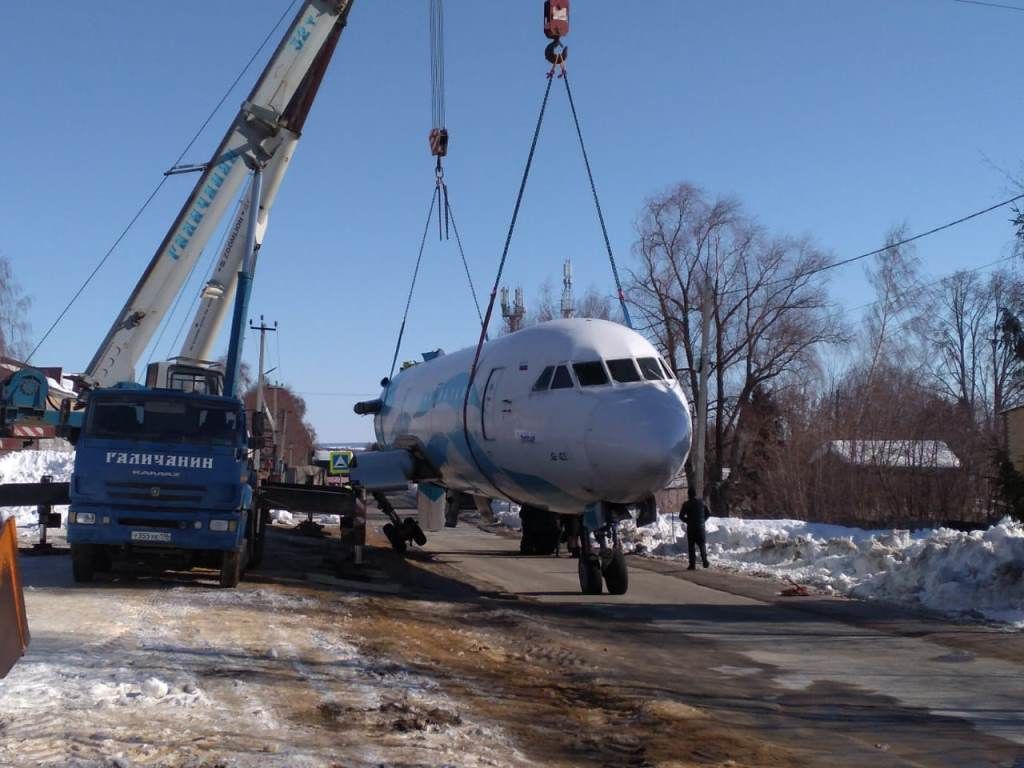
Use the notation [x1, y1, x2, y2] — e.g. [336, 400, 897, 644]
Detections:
[584, 387, 692, 502]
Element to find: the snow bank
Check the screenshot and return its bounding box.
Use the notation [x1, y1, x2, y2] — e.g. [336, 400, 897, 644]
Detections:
[490, 500, 522, 530]
[270, 509, 294, 525]
[628, 513, 1024, 628]
[0, 449, 74, 531]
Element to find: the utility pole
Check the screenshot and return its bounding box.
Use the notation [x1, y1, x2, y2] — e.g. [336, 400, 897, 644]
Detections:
[281, 409, 289, 472]
[249, 316, 277, 481]
[271, 383, 281, 476]
[692, 275, 712, 501]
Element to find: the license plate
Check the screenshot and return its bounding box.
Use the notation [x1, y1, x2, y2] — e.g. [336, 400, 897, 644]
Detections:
[131, 530, 171, 543]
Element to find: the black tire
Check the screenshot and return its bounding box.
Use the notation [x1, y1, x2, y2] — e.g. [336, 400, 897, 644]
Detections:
[247, 508, 265, 570]
[383, 523, 407, 554]
[602, 549, 629, 595]
[578, 555, 603, 595]
[71, 544, 95, 583]
[219, 550, 242, 588]
[94, 547, 113, 574]
[404, 517, 427, 547]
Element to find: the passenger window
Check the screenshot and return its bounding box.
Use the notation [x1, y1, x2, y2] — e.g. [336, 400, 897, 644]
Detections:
[607, 358, 641, 383]
[550, 365, 574, 389]
[659, 357, 676, 379]
[573, 361, 609, 386]
[638, 357, 664, 381]
[533, 366, 555, 391]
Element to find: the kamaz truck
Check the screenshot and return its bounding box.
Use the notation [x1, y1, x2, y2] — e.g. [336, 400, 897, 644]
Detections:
[67, 387, 257, 587]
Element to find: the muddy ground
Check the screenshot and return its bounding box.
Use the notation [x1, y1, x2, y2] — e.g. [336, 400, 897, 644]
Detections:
[0, 512, 821, 768]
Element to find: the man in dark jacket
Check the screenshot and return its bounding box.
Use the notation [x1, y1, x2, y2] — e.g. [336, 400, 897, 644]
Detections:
[680, 486, 710, 570]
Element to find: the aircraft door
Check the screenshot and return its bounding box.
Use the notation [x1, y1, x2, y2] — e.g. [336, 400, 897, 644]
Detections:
[481, 367, 508, 442]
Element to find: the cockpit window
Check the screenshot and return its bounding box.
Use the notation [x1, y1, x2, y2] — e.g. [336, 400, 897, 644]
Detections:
[533, 366, 555, 391]
[637, 357, 664, 381]
[573, 362, 609, 387]
[659, 358, 676, 379]
[607, 358, 642, 383]
[550, 365, 574, 390]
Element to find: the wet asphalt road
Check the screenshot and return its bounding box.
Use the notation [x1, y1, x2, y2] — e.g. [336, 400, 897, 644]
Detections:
[404, 514, 1024, 768]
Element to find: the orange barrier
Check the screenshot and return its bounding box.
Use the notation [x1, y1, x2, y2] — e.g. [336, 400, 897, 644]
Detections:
[0, 517, 30, 678]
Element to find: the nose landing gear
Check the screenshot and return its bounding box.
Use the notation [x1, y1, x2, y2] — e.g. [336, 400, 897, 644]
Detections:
[577, 506, 629, 595]
[373, 491, 427, 554]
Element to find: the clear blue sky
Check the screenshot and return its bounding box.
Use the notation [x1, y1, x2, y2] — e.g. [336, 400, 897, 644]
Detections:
[2, 1, 1021, 441]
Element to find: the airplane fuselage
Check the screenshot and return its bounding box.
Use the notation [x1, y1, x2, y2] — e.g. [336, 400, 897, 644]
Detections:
[374, 319, 691, 515]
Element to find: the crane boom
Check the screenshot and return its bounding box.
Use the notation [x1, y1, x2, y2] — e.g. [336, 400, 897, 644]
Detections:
[85, 0, 353, 388]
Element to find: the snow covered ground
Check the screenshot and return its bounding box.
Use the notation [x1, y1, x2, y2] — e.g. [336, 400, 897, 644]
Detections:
[0, 449, 73, 536]
[622, 513, 1024, 629]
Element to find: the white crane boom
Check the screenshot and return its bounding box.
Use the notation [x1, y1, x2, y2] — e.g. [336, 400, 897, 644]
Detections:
[85, 0, 353, 388]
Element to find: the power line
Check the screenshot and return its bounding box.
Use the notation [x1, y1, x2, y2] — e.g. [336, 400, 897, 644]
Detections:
[813, 194, 1024, 281]
[722, 193, 1024, 295]
[952, 0, 1024, 12]
[26, 0, 301, 364]
[837, 253, 1016, 318]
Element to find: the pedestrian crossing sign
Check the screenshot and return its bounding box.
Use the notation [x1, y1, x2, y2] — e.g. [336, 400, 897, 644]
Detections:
[328, 450, 353, 476]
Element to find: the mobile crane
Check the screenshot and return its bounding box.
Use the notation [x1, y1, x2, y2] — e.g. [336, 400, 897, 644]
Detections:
[0, 0, 356, 587]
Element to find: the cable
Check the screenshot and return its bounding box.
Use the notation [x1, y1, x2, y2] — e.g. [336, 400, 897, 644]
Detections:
[466, 74, 554, 387]
[459, 75, 555, 508]
[722, 192, 1024, 296]
[561, 71, 633, 329]
[443, 188, 486, 328]
[429, 0, 446, 131]
[952, 0, 1024, 12]
[389, 188, 440, 380]
[26, 0, 301, 364]
[156, 192, 245, 362]
[837, 253, 1016, 318]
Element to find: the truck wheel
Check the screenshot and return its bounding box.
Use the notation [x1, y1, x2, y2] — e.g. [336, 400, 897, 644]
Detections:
[71, 544, 95, 583]
[219, 550, 241, 588]
[578, 555, 603, 595]
[602, 549, 629, 595]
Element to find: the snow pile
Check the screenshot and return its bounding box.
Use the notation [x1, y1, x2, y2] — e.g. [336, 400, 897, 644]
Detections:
[269, 509, 294, 525]
[0, 449, 74, 529]
[88, 676, 207, 707]
[490, 500, 522, 530]
[630, 513, 1024, 627]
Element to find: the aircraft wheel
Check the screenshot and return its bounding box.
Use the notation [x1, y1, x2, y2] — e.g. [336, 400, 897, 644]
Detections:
[219, 550, 242, 588]
[71, 544, 95, 583]
[602, 549, 629, 595]
[578, 555, 603, 595]
[404, 517, 427, 547]
[383, 523, 407, 554]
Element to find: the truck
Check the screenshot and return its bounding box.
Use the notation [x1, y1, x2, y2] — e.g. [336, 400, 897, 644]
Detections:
[0, 0, 358, 586]
[67, 387, 256, 587]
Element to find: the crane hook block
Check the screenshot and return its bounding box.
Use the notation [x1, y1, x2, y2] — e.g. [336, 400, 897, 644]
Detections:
[544, 0, 569, 40]
[545, 41, 568, 65]
[429, 127, 449, 158]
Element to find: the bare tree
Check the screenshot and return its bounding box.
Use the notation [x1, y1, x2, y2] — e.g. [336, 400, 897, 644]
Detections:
[0, 254, 32, 360]
[918, 268, 1024, 429]
[627, 183, 844, 511]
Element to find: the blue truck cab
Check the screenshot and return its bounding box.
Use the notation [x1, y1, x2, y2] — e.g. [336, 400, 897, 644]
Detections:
[67, 386, 258, 587]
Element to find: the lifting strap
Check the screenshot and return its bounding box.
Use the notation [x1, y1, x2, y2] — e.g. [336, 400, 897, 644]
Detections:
[460, 18, 633, 487]
[386, 0, 483, 381]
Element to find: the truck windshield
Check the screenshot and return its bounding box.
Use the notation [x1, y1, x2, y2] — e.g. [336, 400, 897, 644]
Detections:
[86, 398, 242, 446]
